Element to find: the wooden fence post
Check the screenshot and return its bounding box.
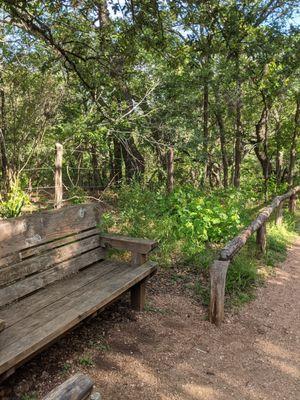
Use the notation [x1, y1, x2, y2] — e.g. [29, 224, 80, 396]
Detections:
[256, 222, 266, 254]
[54, 143, 63, 209]
[289, 193, 296, 214]
[275, 202, 283, 225]
[209, 260, 230, 326]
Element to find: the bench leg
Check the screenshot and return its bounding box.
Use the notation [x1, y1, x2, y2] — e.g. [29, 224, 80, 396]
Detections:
[131, 280, 146, 311]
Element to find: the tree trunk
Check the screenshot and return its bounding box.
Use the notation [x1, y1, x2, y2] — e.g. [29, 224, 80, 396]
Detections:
[287, 93, 299, 187]
[215, 103, 229, 188]
[0, 84, 9, 190]
[97, 0, 110, 27]
[90, 146, 101, 187]
[113, 137, 122, 185]
[201, 80, 209, 187]
[253, 97, 272, 199]
[233, 55, 242, 188]
[166, 145, 174, 193]
[121, 136, 145, 183]
[274, 111, 283, 185]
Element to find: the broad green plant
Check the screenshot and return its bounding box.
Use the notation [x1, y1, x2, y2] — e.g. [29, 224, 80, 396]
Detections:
[0, 182, 30, 218]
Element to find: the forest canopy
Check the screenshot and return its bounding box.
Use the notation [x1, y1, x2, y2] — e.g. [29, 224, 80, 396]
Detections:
[0, 0, 299, 195]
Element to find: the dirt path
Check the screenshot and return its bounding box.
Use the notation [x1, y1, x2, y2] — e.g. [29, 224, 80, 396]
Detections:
[3, 235, 300, 399]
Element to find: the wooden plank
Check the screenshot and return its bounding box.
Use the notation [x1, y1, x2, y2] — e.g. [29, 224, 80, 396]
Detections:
[20, 228, 100, 259]
[131, 280, 146, 311]
[0, 261, 157, 375]
[0, 247, 106, 307]
[101, 234, 157, 254]
[0, 261, 123, 328]
[0, 235, 102, 287]
[0, 253, 21, 269]
[42, 373, 94, 400]
[132, 253, 147, 267]
[0, 262, 136, 346]
[0, 204, 102, 259]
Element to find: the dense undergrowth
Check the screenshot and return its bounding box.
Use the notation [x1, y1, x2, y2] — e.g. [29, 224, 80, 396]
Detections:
[100, 184, 297, 307]
[0, 181, 297, 308]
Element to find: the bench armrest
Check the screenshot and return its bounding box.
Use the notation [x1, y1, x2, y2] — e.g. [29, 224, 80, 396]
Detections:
[100, 234, 158, 255]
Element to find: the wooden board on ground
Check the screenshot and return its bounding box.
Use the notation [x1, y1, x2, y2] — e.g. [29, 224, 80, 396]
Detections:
[42, 373, 94, 400]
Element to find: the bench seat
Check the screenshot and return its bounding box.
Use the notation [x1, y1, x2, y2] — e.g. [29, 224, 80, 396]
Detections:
[0, 259, 157, 376]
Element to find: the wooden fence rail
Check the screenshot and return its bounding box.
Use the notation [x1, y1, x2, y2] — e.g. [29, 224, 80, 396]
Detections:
[209, 186, 300, 326]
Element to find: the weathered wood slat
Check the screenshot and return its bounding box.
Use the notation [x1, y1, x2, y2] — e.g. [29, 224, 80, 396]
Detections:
[42, 373, 94, 400]
[101, 234, 157, 254]
[0, 261, 157, 375]
[0, 262, 132, 347]
[0, 247, 106, 307]
[0, 235, 102, 287]
[0, 253, 21, 269]
[20, 228, 100, 260]
[0, 320, 5, 333]
[0, 261, 122, 328]
[0, 204, 102, 259]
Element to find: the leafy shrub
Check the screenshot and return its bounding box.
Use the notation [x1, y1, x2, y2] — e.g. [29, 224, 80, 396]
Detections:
[101, 183, 297, 306]
[101, 184, 252, 265]
[0, 182, 30, 218]
[68, 186, 87, 204]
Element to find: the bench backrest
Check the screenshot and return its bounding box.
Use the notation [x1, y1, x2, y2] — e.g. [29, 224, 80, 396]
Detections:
[0, 204, 104, 307]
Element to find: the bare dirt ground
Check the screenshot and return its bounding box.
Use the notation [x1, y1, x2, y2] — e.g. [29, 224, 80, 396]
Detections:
[1, 235, 299, 400]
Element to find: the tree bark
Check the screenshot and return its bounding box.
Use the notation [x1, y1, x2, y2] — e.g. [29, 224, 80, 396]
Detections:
[233, 55, 243, 188]
[253, 94, 272, 199]
[113, 137, 122, 185]
[287, 93, 299, 187]
[90, 146, 101, 187]
[0, 86, 9, 190]
[202, 80, 209, 187]
[166, 145, 174, 193]
[215, 103, 229, 188]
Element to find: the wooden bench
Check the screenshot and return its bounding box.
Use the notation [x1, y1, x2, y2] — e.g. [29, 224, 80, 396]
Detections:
[0, 204, 157, 379]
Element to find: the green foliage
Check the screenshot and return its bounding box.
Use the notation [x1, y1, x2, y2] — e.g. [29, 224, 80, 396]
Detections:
[21, 395, 37, 400]
[61, 362, 71, 373]
[0, 182, 30, 218]
[264, 218, 296, 266]
[102, 184, 252, 265]
[193, 282, 210, 306]
[78, 356, 94, 367]
[227, 253, 260, 295]
[68, 186, 87, 205]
